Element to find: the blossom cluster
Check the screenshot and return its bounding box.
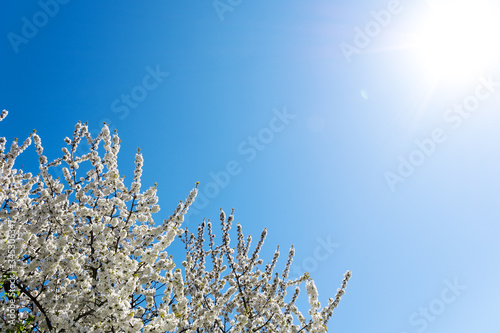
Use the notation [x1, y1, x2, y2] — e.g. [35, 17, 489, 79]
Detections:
[0, 115, 350, 332]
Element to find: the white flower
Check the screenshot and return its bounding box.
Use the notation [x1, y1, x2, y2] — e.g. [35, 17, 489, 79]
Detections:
[0, 119, 350, 332]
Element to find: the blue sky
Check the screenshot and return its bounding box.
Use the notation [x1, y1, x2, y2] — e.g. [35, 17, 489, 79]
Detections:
[2, 0, 500, 332]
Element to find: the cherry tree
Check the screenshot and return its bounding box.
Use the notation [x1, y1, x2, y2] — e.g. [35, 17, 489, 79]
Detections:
[0, 110, 351, 332]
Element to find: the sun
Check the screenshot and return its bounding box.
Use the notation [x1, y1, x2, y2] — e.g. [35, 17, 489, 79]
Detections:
[413, 0, 500, 79]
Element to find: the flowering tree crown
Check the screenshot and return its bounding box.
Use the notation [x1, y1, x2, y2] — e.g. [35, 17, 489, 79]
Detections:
[0, 111, 350, 332]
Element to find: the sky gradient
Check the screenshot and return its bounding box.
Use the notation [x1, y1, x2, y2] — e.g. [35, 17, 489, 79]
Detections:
[2, 1, 500, 332]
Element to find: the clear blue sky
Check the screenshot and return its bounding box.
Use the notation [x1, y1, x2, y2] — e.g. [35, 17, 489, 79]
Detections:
[2, 1, 500, 332]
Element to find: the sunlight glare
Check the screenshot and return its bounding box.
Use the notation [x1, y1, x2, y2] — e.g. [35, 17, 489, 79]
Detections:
[414, 0, 500, 79]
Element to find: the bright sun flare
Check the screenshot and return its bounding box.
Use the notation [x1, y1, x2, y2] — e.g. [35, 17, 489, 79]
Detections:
[414, 0, 500, 79]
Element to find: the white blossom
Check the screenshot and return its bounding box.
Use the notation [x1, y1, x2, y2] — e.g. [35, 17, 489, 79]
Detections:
[0, 116, 351, 332]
